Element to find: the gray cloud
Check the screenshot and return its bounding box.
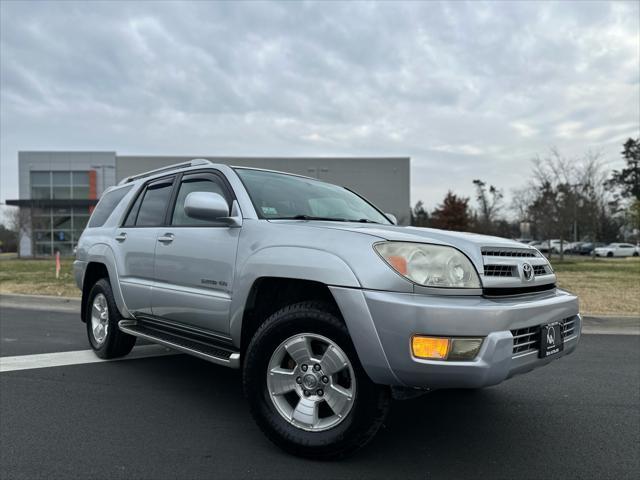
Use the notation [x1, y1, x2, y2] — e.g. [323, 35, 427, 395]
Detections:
[1, 0, 638, 214]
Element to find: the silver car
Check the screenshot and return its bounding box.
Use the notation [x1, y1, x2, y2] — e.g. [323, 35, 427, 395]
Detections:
[74, 159, 581, 459]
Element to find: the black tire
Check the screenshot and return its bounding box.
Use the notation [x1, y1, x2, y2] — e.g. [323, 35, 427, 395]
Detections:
[243, 301, 391, 460]
[86, 278, 136, 359]
[607, 252, 614, 258]
[633, 252, 639, 257]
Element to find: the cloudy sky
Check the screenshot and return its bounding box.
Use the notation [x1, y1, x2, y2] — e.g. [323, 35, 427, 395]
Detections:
[1, 0, 638, 215]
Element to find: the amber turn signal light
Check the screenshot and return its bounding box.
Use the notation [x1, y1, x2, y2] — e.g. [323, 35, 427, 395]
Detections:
[411, 336, 450, 360]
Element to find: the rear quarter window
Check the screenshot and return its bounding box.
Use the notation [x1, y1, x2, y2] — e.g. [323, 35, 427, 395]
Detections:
[87, 185, 133, 228]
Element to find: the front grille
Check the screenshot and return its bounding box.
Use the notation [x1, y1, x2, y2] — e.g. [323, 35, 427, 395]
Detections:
[533, 265, 552, 275]
[483, 283, 556, 296]
[511, 316, 578, 356]
[484, 265, 516, 277]
[481, 247, 539, 258]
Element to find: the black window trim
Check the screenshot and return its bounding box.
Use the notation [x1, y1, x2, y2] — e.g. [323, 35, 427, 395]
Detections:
[119, 175, 177, 228]
[167, 170, 236, 228]
[119, 168, 237, 228]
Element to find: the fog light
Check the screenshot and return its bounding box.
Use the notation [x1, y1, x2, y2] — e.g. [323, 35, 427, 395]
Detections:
[449, 338, 483, 361]
[411, 336, 484, 361]
[411, 336, 450, 360]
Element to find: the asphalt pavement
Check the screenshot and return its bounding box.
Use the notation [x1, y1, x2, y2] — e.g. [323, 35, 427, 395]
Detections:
[1, 304, 639, 480]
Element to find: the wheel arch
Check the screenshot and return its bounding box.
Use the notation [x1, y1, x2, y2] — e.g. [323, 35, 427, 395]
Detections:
[80, 243, 132, 321]
[238, 277, 342, 355]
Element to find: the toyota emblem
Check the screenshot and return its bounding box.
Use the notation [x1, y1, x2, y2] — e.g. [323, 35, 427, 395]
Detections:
[522, 263, 534, 281]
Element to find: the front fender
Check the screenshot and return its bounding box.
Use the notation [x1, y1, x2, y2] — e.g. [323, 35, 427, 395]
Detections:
[229, 246, 361, 343]
[86, 243, 133, 318]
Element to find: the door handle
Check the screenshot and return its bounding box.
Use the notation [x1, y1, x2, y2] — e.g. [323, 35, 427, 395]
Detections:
[115, 232, 127, 242]
[157, 233, 174, 244]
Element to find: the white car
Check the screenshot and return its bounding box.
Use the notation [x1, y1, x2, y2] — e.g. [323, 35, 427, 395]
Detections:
[593, 243, 639, 258]
[546, 240, 573, 254]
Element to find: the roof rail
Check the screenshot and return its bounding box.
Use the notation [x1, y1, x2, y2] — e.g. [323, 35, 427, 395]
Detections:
[118, 158, 212, 184]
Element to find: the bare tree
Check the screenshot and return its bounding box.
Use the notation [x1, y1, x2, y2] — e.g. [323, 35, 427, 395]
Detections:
[6, 206, 31, 257]
[527, 149, 614, 259]
[472, 179, 503, 234]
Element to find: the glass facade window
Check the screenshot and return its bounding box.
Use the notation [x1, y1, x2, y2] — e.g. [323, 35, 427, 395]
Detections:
[28, 169, 96, 255]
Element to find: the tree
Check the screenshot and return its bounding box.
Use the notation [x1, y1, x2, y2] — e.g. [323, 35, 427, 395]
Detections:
[6, 206, 31, 257]
[472, 179, 503, 234]
[430, 191, 471, 231]
[527, 149, 615, 254]
[411, 200, 429, 227]
[608, 138, 640, 200]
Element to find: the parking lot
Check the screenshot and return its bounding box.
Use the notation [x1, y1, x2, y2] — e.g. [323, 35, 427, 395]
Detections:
[1, 302, 639, 480]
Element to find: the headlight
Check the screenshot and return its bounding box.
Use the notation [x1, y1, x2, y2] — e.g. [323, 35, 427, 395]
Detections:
[374, 242, 481, 288]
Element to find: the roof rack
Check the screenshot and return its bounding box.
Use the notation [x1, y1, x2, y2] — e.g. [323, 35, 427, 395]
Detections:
[118, 158, 212, 184]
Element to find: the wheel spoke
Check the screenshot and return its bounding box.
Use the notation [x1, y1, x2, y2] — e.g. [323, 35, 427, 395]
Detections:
[268, 367, 297, 396]
[284, 336, 313, 365]
[93, 324, 103, 340]
[320, 344, 348, 376]
[292, 396, 319, 427]
[92, 303, 102, 318]
[324, 384, 353, 417]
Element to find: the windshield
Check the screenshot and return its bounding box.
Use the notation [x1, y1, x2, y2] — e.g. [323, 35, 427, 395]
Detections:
[235, 168, 391, 224]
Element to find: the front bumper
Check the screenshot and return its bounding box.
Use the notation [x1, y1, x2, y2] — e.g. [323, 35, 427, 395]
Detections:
[329, 287, 581, 388]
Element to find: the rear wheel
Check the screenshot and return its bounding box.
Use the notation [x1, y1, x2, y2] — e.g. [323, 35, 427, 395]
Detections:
[243, 301, 391, 459]
[607, 252, 614, 258]
[86, 278, 136, 359]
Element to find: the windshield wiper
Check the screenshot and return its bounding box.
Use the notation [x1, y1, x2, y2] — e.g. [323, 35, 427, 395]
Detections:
[353, 218, 380, 224]
[272, 215, 349, 221]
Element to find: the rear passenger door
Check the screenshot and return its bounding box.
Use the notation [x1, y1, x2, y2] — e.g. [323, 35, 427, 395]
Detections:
[151, 171, 240, 335]
[115, 176, 175, 315]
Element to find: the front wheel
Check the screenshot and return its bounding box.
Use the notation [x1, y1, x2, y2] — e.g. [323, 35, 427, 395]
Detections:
[243, 302, 391, 459]
[86, 278, 136, 359]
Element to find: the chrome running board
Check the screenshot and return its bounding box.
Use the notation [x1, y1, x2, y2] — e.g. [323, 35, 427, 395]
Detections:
[118, 319, 240, 369]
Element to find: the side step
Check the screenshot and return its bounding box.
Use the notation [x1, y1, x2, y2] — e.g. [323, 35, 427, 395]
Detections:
[118, 320, 241, 368]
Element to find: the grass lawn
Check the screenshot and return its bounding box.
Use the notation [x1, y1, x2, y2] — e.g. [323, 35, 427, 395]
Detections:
[1, 256, 638, 316]
[0, 257, 79, 297]
[551, 257, 640, 316]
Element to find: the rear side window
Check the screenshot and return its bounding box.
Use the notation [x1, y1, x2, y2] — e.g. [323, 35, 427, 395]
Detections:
[135, 179, 174, 226]
[136, 179, 173, 227]
[87, 186, 133, 228]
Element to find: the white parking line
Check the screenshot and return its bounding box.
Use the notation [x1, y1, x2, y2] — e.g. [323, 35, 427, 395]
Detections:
[0, 345, 177, 373]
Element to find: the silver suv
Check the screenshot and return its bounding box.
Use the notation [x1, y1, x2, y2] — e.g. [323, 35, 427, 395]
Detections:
[74, 159, 581, 459]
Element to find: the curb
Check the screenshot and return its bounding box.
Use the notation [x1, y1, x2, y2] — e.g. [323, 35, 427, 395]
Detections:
[0, 293, 80, 313]
[1, 294, 638, 334]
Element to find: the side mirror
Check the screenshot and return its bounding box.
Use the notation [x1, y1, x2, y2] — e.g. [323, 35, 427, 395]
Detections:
[184, 192, 242, 227]
[385, 213, 398, 225]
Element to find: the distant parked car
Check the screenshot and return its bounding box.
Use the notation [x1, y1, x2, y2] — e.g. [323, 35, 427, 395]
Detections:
[594, 243, 638, 257]
[548, 239, 573, 254]
[528, 241, 549, 253]
[566, 242, 584, 254]
[577, 242, 605, 256]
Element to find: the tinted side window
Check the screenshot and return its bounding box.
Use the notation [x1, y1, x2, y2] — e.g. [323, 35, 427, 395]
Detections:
[135, 180, 174, 226]
[123, 190, 144, 227]
[88, 186, 133, 228]
[171, 177, 229, 226]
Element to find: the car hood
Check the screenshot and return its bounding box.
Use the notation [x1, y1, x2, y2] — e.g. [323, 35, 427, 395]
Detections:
[270, 220, 538, 271]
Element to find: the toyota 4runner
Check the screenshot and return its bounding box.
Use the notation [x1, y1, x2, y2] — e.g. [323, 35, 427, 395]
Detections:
[74, 159, 581, 459]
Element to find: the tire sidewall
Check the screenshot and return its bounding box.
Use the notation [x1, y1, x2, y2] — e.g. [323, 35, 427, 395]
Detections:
[243, 303, 388, 457]
[86, 278, 120, 356]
